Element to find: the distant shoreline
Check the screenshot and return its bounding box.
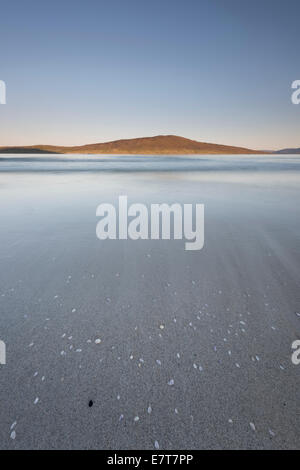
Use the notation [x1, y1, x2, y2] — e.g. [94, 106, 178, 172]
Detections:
[1, 135, 298, 155]
[0, 134, 270, 155]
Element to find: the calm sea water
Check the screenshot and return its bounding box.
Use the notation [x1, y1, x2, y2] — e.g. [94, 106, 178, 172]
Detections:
[0, 153, 300, 173]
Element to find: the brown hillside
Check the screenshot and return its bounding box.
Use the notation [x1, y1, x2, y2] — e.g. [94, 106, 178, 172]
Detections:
[0, 135, 266, 154]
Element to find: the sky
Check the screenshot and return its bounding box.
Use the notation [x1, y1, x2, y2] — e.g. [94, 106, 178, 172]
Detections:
[0, 0, 299, 150]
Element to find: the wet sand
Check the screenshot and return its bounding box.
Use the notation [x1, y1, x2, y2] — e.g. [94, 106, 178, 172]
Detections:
[0, 155, 299, 449]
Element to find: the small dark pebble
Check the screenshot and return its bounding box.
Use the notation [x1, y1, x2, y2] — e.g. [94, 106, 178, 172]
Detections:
[88, 400, 93, 407]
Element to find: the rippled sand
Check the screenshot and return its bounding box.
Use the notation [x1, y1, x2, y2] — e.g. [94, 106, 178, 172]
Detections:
[0, 155, 299, 449]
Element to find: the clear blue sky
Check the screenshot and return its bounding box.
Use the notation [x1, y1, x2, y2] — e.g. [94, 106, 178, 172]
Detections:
[0, 0, 299, 149]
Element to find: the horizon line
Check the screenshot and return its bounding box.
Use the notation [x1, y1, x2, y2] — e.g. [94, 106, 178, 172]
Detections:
[0, 134, 294, 153]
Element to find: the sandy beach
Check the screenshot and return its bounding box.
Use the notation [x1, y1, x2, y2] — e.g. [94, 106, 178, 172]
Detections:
[0, 154, 299, 449]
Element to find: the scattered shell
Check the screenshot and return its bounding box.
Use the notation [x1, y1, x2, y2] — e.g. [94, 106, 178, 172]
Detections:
[250, 422, 256, 431]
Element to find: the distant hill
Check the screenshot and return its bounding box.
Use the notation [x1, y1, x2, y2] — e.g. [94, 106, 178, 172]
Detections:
[0, 147, 61, 154]
[0, 135, 267, 155]
[276, 148, 300, 154]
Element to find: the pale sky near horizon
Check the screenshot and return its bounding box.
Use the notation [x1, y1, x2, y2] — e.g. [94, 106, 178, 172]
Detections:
[0, 0, 300, 150]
